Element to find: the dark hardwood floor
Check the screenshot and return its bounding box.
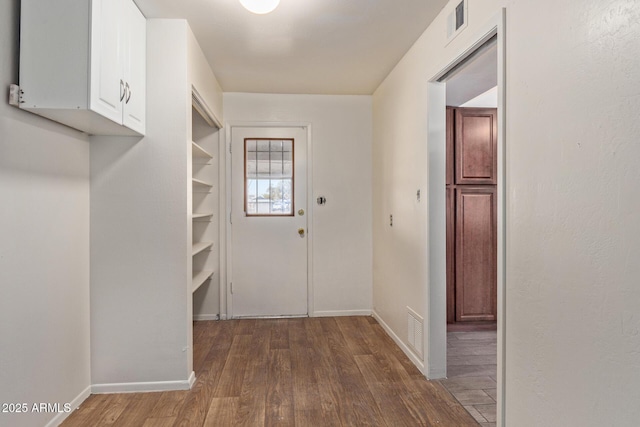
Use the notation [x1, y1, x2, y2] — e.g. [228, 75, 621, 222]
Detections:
[63, 317, 478, 426]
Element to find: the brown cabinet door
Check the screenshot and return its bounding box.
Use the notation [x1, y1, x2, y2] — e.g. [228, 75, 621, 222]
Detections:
[446, 186, 456, 323]
[446, 107, 454, 186]
[455, 108, 497, 185]
[455, 186, 497, 322]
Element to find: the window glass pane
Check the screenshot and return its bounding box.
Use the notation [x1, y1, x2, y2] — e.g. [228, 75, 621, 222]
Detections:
[282, 179, 292, 214]
[270, 140, 283, 151]
[283, 151, 292, 176]
[257, 140, 270, 152]
[270, 151, 284, 178]
[256, 179, 271, 214]
[257, 151, 270, 177]
[270, 179, 284, 213]
[246, 151, 257, 177]
[245, 138, 294, 216]
[246, 179, 258, 212]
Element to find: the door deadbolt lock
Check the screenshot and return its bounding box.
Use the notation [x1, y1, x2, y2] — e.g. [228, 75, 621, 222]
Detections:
[298, 209, 305, 216]
[298, 228, 305, 236]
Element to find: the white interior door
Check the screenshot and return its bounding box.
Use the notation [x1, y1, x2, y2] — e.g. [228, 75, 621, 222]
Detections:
[231, 127, 308, 317]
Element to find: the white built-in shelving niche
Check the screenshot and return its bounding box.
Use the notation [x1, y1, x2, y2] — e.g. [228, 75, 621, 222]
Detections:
[191, 100, 219, 300]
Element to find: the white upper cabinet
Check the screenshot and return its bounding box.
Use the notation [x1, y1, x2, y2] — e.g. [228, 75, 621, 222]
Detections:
[90, 0, 124, 125]
[122, 0, 147, 134]
[19, 0, 146, 136]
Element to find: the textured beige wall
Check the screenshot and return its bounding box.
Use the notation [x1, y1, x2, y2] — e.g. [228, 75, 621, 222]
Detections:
[503, 0, 640, 425]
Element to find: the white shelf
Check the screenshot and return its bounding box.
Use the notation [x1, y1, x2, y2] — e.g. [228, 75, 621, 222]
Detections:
[192, 241, 213, 256]
[192, 270, 214, 293]
[192, 178, 213, 187]
[190, 99, 218, 319]
[192, 141, 213, 159]
[192, 212, 214, 219]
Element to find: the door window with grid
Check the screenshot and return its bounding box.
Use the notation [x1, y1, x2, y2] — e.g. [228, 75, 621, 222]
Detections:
[245, 138, 294, 216]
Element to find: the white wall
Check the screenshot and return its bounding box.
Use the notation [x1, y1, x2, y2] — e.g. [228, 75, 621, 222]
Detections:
[90, 19, 224, 391]
[372, 0, 499, 374]
[90, 20, 192, 389]
[374, 0, 640, 424]
[459, 86, 498, 108]
[503, 0, 640, 425]
[0, 1, 91, 426]
[187, 28, 224, 125]
[223, 93, 373, 316]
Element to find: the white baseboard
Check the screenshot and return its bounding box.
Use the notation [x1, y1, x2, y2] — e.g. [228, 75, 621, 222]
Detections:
[372, 310, 426, 375]
[312, 309, 372, 317]
[45, 385, 91, 427]
[193, 314, 220, 321]
[92, 373, 195, 394]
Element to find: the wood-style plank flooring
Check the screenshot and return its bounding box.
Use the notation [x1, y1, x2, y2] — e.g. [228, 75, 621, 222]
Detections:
[63, 317, 478, 426]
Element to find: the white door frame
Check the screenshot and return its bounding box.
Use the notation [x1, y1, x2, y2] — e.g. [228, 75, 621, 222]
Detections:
[222, 122, 314, 319]
[425, 9, 507, 426]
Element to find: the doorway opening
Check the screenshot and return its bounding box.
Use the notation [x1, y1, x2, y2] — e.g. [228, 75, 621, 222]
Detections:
[444, 36, 498, 327]
[426, 10, 506, 427]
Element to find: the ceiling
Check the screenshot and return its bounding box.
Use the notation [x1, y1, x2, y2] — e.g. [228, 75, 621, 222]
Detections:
[134, 0, 450, 95]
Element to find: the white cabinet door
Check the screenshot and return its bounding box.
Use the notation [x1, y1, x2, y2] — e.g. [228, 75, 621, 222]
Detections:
[122, 0, 146, 134]
[90, 0, 124, 124]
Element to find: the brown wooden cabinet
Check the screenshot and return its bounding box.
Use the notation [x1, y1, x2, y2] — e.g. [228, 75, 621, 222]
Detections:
[455, 186, 497, 321]
[446, 107, 454, 186]
[446, 186, 456, 323]
[446, 107, 497, 323]
[455, 108, 497, 185]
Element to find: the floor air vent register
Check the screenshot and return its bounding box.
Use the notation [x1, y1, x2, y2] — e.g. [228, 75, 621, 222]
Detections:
[407, 307, 424, 358]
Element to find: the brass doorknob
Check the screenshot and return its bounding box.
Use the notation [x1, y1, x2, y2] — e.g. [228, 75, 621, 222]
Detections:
[298, 228, 305, 236]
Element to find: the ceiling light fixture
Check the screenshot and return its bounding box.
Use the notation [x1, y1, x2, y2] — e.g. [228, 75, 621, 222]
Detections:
[239, 0, 280, 15]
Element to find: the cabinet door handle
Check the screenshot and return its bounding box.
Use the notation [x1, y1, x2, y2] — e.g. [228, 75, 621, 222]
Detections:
[120, 79, 125, 102]
[125, 82, 131, 104]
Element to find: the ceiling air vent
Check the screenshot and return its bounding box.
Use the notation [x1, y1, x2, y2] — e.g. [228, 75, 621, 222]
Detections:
[447, 0, 468, 43]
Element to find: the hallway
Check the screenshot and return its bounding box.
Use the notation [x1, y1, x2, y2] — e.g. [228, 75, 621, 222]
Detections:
[62, 317, 477, 426]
